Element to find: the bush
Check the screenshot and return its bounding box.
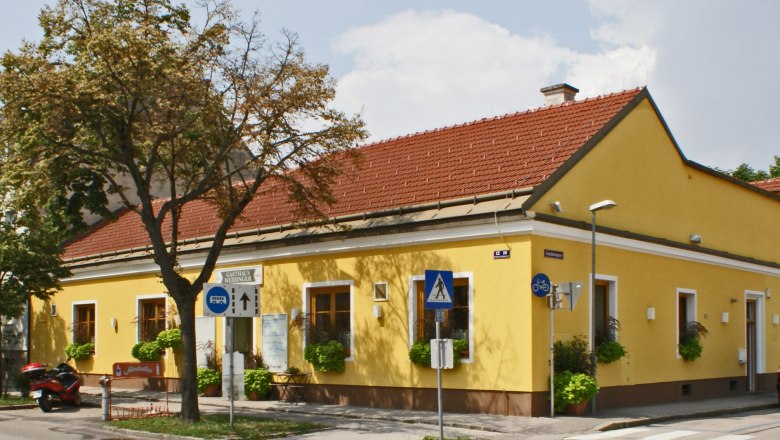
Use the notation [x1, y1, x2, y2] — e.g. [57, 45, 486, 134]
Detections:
[553, 371, 599, 413]
[304, 340, 346, 373]
[65, 342, 94, 361]
[244, 369, 273, 397]
[596, 339, 627, 364]
[408, 339, 468, 367]
[408, 341, 431, 366]
[554, 335, 592, 374]
[156, 329, 182, 350]
[679, 337, 703, 361]
[131, 340, 162, 361]
[197, 368, 221, 393]
[679, 321, 708, 361]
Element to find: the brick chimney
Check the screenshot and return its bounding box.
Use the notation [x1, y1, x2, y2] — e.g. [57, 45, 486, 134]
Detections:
[540, 83, 579, 106]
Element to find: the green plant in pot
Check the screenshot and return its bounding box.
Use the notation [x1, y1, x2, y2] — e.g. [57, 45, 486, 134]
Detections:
[553, 335, 591, 374]
[244, 368, 273, 400]
[155, 328, 182, 350]
[131, 340, 162, 361]
[595, 317, 627, 364]
[553, 371, 599, 414]
[596, 339, 627, 364]
[197, 367, 221, 396]
[65, 342, 95, 361]
[304, 340, 346, 373]
[679, 321, 709, 361]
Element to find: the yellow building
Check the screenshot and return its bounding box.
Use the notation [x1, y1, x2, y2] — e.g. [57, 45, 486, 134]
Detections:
[32, 84, 780, 416]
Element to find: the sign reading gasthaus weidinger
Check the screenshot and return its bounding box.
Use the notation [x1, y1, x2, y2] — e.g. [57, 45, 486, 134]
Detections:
[216, 265, 263, 285]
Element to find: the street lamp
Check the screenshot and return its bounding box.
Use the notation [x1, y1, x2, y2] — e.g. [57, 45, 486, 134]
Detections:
[588, 199, 616, 415]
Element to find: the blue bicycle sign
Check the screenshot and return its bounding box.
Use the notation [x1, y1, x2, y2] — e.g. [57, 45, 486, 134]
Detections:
[531, 273, 552, 298]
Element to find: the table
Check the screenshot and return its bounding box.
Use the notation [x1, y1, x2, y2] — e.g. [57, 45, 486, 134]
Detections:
[272, 373, 310, 405]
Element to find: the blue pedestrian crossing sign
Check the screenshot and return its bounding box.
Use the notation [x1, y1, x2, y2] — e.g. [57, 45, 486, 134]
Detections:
[425, 270, 453, 310]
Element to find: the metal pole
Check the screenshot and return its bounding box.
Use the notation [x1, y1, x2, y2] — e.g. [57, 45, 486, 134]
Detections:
[590, 211, 597, 415]
[549, 290, 555, 418]
[436, 320, 444, 440]
[229, 317, 235, 425]
[100, 375, 110, 421]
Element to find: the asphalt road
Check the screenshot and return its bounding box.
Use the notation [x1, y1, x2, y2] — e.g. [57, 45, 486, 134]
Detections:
[1, 400, 778, 440]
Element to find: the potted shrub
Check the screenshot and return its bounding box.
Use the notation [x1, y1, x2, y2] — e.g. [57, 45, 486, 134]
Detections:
[197, 367, 221, 397]
[131, 340, 162, 361]
[595, 318, 627, 364]
[596, 339, 627, 364]
[65, 342, 95, 361]
[554, 371, 599, 415]
[553, 335, 591, 374]
[304, 340, 346, 373]
[409, 341, 431, 366]
[679, 321, 709, 361]
[156, 328, 182, 350]
[244, 368, 273, 400]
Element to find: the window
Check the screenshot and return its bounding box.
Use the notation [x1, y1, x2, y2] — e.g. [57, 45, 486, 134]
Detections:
[412, 275, 472, 358]
[677, 289, 696, 345]
[73, 303, 95, 344]
[592, 277, 617, 347]
[307, 284, 352, 354]
[140, 298, 166, 342]
[373, 282, 388, 301]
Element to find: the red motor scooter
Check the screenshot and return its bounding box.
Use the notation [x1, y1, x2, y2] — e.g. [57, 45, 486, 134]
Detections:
[21, 358, 82, 412]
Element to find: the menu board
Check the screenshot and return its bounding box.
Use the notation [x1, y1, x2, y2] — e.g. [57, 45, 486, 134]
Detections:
[261, 314, 288, 372]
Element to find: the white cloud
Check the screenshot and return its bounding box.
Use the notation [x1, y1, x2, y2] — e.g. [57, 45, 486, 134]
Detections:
[332, 9, 656, 142]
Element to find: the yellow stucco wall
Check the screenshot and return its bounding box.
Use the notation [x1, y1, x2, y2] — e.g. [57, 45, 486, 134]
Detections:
[530, 96, 780, 389]
[533, 98, 780, 263]
[33, 236, 542, 392]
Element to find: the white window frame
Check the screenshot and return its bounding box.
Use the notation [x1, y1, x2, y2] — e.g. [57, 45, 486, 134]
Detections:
[589, 274, 618, 349]
[676, 288, 697, 359]
[71, 300, 98, 356]
[302, 280, 355, 362]
[407, 272, 474, 364]
[135, 294, 168, 343]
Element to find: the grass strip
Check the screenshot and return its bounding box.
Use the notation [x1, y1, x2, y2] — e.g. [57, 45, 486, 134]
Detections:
[109, 413, 326, 439]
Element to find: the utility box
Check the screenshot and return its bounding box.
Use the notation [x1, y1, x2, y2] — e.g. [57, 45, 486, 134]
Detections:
[738, 348, 747, 365]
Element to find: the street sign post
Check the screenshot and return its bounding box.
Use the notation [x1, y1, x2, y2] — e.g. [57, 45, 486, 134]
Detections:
[202, 283, 260, 425]
[424, 269, 453, 440]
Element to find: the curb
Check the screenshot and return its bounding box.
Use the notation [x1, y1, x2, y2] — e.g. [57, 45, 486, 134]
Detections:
[597, 403, 779, 431]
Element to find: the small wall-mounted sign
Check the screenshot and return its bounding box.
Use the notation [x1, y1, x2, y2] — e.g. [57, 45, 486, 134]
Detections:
[493, 249, 511, 259]
[544, 249, 564, 260]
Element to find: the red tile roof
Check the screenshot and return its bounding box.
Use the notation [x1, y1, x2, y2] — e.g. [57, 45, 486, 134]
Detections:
[64, 88, 644, 259]
[752, 177, 780, 193]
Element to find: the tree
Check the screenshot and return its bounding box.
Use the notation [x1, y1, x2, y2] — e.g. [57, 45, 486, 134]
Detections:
[769, 155, 780, 178]
[0, 0, 366, 422]
[720, 156, 780, 182]
[0, 203, 71, 394]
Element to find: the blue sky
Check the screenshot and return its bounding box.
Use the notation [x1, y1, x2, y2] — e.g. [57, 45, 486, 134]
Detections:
[2, 0, 779, 172]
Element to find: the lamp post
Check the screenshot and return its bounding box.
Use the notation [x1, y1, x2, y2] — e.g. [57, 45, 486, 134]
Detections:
[588, 199, 616, 415]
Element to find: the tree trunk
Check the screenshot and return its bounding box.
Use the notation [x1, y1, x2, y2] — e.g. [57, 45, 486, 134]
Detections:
[173, 292, 199, 422]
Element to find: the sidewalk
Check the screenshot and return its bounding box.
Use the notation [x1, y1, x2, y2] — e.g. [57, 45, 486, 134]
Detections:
[81, 385, 778, 437]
